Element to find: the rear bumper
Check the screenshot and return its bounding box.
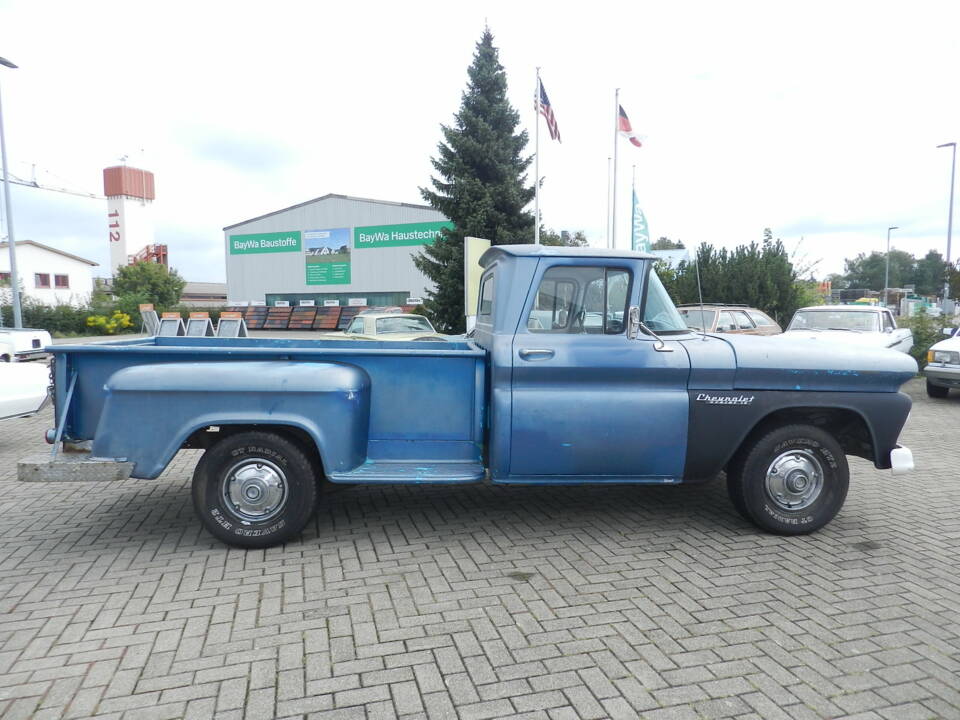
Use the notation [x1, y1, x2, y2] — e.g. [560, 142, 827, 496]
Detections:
[890, 446, 913, 476]
[18, 453, 133, 482]
[924, 364, 960, 388]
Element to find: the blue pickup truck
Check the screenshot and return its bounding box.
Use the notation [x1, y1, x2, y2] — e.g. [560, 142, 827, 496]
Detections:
[21, 246, 917, 548]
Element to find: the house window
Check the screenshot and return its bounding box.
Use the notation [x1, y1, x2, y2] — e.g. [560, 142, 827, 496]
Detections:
[55, 274, 70, 289]
[35, 273, 51, 289]
[0, 272, 9, 287]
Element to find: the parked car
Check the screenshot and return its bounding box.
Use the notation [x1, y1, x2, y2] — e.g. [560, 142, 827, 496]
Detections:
[338, 312, 447, 341]
[924, 326, 960, 398]
[0, 335, 14, 363]
[0, 361, 49, 420]
[780, 305, 913, 353]
[677, 304, 781, 335]
[22, 245, 916, 548]
[0, 328, 53, 361]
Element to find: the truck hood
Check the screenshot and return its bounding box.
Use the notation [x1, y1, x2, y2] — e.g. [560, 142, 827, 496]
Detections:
[681, 333, 917, 392]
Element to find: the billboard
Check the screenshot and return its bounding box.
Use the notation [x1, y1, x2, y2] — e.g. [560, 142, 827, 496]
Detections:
[354, 221, 451, 249]
[230, 231, 302, 254]
[305, 228, 351, 285]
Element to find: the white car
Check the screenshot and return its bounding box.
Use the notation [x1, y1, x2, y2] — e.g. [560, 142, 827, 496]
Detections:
[0, 361, 49, 420]
[0, 327, 53, 361]
[779, 305, 913, 354]
[924, 326, 960, 398]
[335, 313, 447, 341]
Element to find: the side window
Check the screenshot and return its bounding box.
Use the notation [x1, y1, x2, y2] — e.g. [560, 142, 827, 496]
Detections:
[735, 311, 755, 330]
[749, 311, 775, 327]
[716, 311, 735, 332]
[528, 266, 630, 335]
[478, 274, 494, 320]
[346, 318, 364, 334]
[883, 312, 895, 331]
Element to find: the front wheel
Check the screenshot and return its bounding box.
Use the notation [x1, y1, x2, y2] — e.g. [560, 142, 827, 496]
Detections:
[926, 380, 949, 399]
[727, 424, 849, 535]
[192, 431, 319, 548]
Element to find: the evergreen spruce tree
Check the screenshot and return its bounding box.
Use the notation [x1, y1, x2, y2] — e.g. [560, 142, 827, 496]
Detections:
[415, 28, 534, 333]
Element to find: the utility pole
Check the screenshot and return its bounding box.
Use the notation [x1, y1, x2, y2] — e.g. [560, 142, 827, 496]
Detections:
[884, 226, 898, 308]
[937, 142, 955, 307]
[0, 56, 22, 328]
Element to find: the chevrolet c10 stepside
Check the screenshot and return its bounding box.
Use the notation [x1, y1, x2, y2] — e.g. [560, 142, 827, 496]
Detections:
[20, 246, 917, 548]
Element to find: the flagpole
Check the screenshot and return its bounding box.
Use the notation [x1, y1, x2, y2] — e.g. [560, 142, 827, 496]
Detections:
[631, 164, 636, 252]
[534, 67, 541, 245]
[605, 156, 611, 248]
[611, 88, 620, 249]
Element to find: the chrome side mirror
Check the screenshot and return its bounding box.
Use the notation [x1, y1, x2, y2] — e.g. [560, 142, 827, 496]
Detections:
[627, 306, 641, 340]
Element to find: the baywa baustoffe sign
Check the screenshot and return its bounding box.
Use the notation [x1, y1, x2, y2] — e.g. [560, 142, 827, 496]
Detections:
[354, 221, 451, 249]
[305, 228, 351, 285]
[229, 231, 302, 254]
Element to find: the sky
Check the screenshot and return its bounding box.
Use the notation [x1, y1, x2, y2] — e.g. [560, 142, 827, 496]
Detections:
[0, 0, 958, 283]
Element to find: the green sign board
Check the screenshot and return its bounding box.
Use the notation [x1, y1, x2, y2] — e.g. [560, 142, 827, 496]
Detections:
[229, 231, 301, 254]
[354, 221, 451, 249]
[305, 228, 351, 285]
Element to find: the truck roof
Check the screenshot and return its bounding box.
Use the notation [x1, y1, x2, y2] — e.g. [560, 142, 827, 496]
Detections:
[480, 244, 657, 267]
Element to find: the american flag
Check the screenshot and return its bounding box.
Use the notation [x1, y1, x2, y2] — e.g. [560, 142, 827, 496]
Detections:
[538, 81, 561, 143]
[618, 105, 642, 147]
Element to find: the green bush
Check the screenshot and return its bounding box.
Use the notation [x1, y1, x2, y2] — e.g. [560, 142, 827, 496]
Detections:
[899, 308, 955, 369]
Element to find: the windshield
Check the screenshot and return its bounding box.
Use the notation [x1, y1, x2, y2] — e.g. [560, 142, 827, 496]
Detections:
[678, 308, 717, 331]
[643, 271, 689, 333]
[788, 310, 879, 332]
[375, 316, 434, 334]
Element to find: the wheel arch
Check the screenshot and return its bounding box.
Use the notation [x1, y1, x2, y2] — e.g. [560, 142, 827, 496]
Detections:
[182, 422, 325, 475]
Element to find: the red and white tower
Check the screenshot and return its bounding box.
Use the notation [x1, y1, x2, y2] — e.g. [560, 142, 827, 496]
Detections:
[103, 165, 155, 275]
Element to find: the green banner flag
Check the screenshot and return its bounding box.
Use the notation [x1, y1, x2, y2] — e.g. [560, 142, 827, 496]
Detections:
[631, 191, 650, 252]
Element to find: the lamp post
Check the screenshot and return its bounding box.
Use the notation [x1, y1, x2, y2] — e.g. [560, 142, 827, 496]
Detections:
[0, 55, 22, 328]
[937, 142, 955, 307]
[883, 226, 898, 308]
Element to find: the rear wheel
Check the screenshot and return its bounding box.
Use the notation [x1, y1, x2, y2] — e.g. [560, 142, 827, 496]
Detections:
[926, 380, 949, 399]
[192, 431, 319, 548]
[727, 424, 848, 535]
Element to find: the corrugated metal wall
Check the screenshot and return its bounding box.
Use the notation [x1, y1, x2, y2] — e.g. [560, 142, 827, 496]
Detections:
[224, 196, 447, 303]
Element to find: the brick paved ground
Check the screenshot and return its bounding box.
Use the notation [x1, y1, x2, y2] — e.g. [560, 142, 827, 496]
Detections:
[1, 377, 958, 720]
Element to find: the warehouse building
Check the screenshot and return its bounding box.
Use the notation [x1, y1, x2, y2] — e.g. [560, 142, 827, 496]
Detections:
[224, 194, 448, 307]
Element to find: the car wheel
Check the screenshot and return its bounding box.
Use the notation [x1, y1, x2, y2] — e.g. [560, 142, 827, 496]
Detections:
[0, 355, 10, 362]
[192, 431, 319, 548]
[926, 380, 949, 399]
[727, 424, 849, 535]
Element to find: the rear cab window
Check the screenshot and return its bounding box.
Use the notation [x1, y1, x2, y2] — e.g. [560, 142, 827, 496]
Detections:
[478, 274, 495, 321]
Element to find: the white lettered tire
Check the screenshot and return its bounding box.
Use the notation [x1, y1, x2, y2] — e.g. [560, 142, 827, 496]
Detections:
[727, 424, 849, 535]
[192, 431, 318, 548]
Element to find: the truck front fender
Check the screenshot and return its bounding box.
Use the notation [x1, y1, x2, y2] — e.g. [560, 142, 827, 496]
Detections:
[92, 361, 370, 479]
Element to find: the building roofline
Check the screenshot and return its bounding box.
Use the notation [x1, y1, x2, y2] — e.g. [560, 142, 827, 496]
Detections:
[222, 193, 439, 231]
[0, 240, 99, 266]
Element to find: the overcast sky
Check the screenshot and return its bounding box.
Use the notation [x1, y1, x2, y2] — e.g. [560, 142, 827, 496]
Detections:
[0, 0, 957, 283]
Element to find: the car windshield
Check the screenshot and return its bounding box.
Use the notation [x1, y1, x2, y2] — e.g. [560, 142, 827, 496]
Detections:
[678, 308, 717, 331]
[788, 310, 879, 332]
[643, 271, 689, 333]
[375, 316, 434, 334]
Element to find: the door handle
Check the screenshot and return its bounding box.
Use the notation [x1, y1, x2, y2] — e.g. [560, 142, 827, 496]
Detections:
[518, 348, 555, 360]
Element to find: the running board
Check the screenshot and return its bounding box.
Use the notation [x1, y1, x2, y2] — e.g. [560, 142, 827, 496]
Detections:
[328, 460, 485, 484]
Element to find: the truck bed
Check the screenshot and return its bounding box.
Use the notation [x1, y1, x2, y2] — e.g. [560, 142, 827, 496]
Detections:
[49, 336, 487, 477]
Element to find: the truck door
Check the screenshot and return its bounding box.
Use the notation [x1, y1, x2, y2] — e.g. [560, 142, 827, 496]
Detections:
[508, 259, 692, 480]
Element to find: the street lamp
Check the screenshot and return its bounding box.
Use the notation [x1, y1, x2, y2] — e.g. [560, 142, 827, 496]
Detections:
[883, 226, 898, 308]
[0, 55, 23, 328]
[937, 142, 956, 308]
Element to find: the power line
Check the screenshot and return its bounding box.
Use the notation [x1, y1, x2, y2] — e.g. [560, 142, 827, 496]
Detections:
[3, 173, 103, 200]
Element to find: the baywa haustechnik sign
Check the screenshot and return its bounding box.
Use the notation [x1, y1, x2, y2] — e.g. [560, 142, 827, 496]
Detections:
[229, 221, 451, 286]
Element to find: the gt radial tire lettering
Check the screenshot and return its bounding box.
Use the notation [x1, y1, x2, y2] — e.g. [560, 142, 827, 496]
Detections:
[235, 519, 286, 537]
[210, 508, 233, 530]
[763, 505, 814, 524]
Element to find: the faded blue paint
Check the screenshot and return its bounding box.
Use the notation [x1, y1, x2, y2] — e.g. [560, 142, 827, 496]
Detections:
[48, 246, 917, 486]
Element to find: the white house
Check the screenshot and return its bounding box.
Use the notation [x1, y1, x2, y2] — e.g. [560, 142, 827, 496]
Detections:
[0, 241, 98, 306]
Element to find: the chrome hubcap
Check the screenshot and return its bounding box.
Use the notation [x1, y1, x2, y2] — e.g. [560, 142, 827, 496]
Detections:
[765, 449, 823, 511]
[222, 459, 287, 521]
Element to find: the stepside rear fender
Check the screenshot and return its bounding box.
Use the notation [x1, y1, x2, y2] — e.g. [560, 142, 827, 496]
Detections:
[92, 361, 370, 479]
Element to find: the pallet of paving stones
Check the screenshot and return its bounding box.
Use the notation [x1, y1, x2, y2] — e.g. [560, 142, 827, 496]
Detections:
[287, 306, 318, 329]
[263, 306, 293, 329]
[337, 306, 366, 330]
[244, 306, 269, 329]
[312, 306, 342, 330]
